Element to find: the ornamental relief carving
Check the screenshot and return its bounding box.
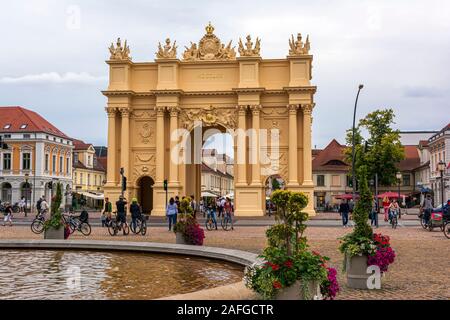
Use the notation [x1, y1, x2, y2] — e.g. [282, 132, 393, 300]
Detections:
[261, 151, 288, 181]
[132, 110, 156, 119]
[179, 106, 237, 130]
[132, 153, 156, 184]
[136, 122, 155, 145]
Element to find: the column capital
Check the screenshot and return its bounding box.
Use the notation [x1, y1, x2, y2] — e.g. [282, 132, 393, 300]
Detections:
[118, 107, 131, 117]
[287, 104, 300, 114]
[168, 106, 180, 117]
[154, 106, 166, 115]
[301, 103, 315, 115]
[236, 105, 248, 115]
[250, 105, 262, 115]
[105, 107, 117, 117]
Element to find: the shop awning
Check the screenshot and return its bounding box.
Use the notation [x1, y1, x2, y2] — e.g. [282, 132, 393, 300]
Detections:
[201, 191, 219, 198]
[76, 191, 104, 200]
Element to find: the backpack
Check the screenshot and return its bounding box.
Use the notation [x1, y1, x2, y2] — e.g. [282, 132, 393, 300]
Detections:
[37, 199, 42, 210]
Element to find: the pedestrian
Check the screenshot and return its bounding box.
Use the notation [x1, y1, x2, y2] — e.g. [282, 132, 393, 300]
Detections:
[371, 197, 378, 228]
[422, 194, 433, 226]
[199, 198, 205, 218]
[339, 199, 350, 228]
[224, 197, 234, 230]
[40, 196, 49, 220]
[166, 197, 178, 231]
[130, 198, 141, 232]
[220, 197, 226, 218]
[190, 195, 197, 219]
[36, 196, 43, 215]
[19, 196, 25, 214]
[382, 196, 390, 222]
[3, 202, 13, 227]
[102, 197, 113, 227]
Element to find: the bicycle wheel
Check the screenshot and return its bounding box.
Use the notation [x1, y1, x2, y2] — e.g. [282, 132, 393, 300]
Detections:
[222, 217, 231, 231]
[392, 216, 397, 229]
[69, 220, 77, 234]
[80, 223, 91, 236]
[108, 222, 117, 236]
[31, 219, 44, 234]
[444, 222, 450, 239]
[140, 220, 147, 236]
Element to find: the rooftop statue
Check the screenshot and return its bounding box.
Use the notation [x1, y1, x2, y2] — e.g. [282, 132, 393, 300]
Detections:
[156, 38, 177, 59]
[238, 35, 261, 57]
[289, 33, 310, 56]
[182, 22, 237, 61]
[109, 38, 131, 61]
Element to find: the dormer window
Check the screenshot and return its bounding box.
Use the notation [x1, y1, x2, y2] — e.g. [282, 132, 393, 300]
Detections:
[20, 124, 28, 129]
[3, 124, 11, 129]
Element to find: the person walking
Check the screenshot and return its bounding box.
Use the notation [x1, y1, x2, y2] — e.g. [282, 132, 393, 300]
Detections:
[190, 195, 197, 219]
[19, 196, 25, 215]
[382, 196, 390, 222]
[224, 197, 234, 230]
[422, 194, 433, 226]
[207, 198, 218, 230]
[199, 198, 205, 218]
[371, 197, 379, 228]
[2, 202, 13, 227]
[339, 199, 350, 228]
[130, 198, 141, 232]
[40, 196, 49, 220]
[36, 196, 43, 215]
[166, 197, 178, 231]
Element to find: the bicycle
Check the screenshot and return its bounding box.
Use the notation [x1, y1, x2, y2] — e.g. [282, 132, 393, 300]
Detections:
[220, 213, 233, 231]
[64, 214, 91, 236]
[107, 212, 130, 236]
[130, 214, 147, 236]
[389, 210, 398, 229]
[444, 220, 450, 239]
[30, 211, 46, 234]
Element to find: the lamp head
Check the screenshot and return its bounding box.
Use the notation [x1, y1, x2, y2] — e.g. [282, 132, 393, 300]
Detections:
[359, 84, 364, 90]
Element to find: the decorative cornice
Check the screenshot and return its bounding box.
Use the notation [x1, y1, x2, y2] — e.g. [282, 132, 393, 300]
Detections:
[232, 87, 265, 94]
[102, 90, 135, 97]
[151, 89, 184, 96]
[283, 86, 317, 94]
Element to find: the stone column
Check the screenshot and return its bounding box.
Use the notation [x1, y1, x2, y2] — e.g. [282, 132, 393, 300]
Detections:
[302, 104, 314, 186]
[105, 107, 117, 185]
[119, 108, 130, 178]
[287, 104, 299, 186]
[251, 105, 262, 186]
[155, 107, 165, 184]
[236, 105, 248, 186]
[168, 107, 180, 186]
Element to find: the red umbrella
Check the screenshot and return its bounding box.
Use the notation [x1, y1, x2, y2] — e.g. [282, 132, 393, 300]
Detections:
[377, 191, 408, 199]
[333, 193, 359, 200]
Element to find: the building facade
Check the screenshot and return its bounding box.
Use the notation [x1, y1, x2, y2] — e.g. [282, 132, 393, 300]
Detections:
[72, 139, 106, 209]
[0, 106, 73, 210]
[429, 124, 450, 205]
[103, 24, 317, 216]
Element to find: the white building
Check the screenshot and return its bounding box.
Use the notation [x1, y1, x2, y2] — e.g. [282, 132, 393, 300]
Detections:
[428, 124, 450, 205]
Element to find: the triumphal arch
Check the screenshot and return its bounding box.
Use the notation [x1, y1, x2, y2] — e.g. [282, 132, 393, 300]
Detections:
[103, 23, 317, 216]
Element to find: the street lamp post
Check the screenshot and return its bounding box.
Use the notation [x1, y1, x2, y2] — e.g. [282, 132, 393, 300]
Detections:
[351, 84, 364, 202]
[437, 161, 446, 211]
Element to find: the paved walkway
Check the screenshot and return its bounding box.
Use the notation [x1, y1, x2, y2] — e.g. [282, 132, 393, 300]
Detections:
[0, 223, 448, 300]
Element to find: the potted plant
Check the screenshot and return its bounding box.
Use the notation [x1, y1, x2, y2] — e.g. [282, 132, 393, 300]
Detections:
[43, 183, 66, 240]
[244, 190, 339, 300]
[173, 197, 205, 245]
[339, 166, 396, 289]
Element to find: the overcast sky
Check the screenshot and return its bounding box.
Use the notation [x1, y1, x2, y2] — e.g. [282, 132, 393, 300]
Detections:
[1, 0, 449, 153]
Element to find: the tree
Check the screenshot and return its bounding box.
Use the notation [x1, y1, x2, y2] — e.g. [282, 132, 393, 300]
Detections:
[272, 177, 281, 191]
[345, 109, 405, 187]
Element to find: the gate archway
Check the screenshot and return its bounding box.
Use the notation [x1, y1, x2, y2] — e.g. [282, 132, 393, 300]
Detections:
[138, 176, 154, 214]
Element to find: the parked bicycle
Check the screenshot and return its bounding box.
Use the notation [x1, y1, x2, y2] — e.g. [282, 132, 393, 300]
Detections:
[220, 214, 233, 231]
[64, 214, 91, 236]
[205, 211, 217, 231]
[30, 211, 47, 234]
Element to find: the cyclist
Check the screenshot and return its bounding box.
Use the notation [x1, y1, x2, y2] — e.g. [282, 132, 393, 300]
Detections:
[224, 197, 234, 230]
[388, 199, 399, 224]
[40, 196, 49, 220]
[103, 197, 113, 227]
[421, 194, 433, 226]
[207, 198, 218, 230]
[116, 196, 128, 234]
[130, 198, 142, 232]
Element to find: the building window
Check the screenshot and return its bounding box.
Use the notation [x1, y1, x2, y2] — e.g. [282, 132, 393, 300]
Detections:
[80, 173, 83, 184]
[20, 124, 28, 129]
[402, 174, 411, 187]
[3, 153, 11, 170]
[3, 134, 11, 139]
[59, 156, 63, 173]
[52, 155, 56, 173]
[331, 175, 341, 187]
[74, 172, 77, 183]
[3, 124, 11, 129]
[317, 175, 325, 187]
[66, 157, 70, 174]
[45, 154, 49, 171]
[22, 153, 31, 170]
[88, 174, 91, 186]
[74, 153, 78, 163]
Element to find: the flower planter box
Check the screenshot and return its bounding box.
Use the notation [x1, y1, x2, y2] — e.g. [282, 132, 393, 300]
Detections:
[275, 280, 322, 300]
[44, 226, 65, 240]
[346, 254, 372, 289]
[175, 232, 188, 245]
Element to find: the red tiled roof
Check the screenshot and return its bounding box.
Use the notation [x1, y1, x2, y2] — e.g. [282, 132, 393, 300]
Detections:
[0, 106, 69, 139]
[72, 138, 92, 150]
[97, 157, 107, 171]
[398, 145, 420, 171]
[312, 139, 349, 172]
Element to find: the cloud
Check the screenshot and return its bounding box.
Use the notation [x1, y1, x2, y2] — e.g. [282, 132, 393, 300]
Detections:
[403, 86, 444, 98]
[0, 72, 107, 85]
